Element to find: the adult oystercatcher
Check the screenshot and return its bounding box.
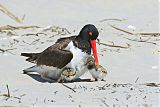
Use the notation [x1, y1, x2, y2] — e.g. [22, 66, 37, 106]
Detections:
[21, 24, 107, 82]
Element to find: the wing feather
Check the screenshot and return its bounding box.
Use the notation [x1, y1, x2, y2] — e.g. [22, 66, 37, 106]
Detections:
[22, 36, 76, 68]
[36, 49, 73, 69]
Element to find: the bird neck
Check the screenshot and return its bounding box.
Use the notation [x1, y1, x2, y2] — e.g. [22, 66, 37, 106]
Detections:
[75, 36, 91, 54]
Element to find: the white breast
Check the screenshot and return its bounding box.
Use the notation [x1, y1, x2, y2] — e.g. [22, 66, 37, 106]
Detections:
[65, 41, 89, 77]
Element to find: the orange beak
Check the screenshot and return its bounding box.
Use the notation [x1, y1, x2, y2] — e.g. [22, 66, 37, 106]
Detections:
[90, 40, 99, 65]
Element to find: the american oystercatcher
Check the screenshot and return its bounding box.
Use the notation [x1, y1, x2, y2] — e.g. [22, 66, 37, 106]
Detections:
[21, 24, 107, 82]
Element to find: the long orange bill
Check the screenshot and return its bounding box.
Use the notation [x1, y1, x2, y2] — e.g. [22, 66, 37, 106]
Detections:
[90, 40, 99, 65]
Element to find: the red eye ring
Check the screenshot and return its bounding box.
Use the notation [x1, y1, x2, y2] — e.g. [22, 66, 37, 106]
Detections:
[89, 32, 93, 36]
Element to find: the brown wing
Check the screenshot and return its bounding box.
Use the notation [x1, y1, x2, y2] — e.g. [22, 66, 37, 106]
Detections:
[36, 36, 76, 69]
[22, 36, 76, 68]
[36, 49, 73, 69]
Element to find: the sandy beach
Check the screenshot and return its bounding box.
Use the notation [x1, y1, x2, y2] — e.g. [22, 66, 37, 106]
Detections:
[0, 0, 159, 106]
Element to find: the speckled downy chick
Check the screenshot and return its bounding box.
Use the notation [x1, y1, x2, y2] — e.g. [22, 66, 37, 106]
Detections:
[86, 56, 107, 81]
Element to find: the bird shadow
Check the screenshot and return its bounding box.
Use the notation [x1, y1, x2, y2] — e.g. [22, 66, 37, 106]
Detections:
[23, 73, 93, 83]
[25, 74, 51, 83]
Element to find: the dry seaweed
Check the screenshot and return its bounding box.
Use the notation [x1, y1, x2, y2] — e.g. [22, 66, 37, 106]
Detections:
[61, 83, 76, 93]
[109, 24, 160, 36]
[0, 4, 22, 23]
[21, 32, 47, 36]
[135, 77, 139, 83]
[99, 18, 127, 22]
[124, 37, 157, 45]
[0, 48, 17, 54]
[0, 25, 40, 31]
[0, 85, 21, 101]
[97, 39, 130, 49]
[144, 83, 160, 87]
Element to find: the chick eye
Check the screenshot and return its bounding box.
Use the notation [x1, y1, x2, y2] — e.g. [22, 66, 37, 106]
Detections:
[89, 32, 93, 36]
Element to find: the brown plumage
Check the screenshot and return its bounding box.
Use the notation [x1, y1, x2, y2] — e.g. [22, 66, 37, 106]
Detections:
[21, 36, 75, 69]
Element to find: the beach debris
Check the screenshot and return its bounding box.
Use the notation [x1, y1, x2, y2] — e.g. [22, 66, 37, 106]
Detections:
[109, 24, 134, 35]
[135, 77, 139, 83]
[127, 25, 136, 31]
[37, 25, 71, 36]
[21, 32, 47, 37]
[139, 33, 160, 37]
[47, 99, 56, 103]
[126, 94, 131, 100]
[144, 83, 160, 87]
[97, 39, 130, 49]
[114, 98, 119, 101]
[99, 18, 127, 22]
[43, 98, 46, 105]
[97, 83, 111, 90]
[22, 14, 26, 21]
[152, 38, 160, 41]
[123, 37, 157, 45]
[0, 3, 22, 23]
[100, 99, 109, 107]
[0, 85, 21, 101]
[143, 104, 152, 107]
[10, 36, 20, 39]
[0, 48, 17, 55]
[111, 90, 117, 93]
[143, 96, 147, 100]
[53, 91, 58, 95]
[6, 31, 17, 36]
[97, 83, 135, 91]
[153, 50, 160, 55]
[5, 85, 10, 98]
[98, 41, 130, 48]
[19, 94, 26, 97]
[30, 39, 40, 45]
[101, 48, 121, 53]
[38, 25, 54, 32]
[109, 24, 160, 36]
[61, 83, 76, 93]
[0, 25, 40, 31]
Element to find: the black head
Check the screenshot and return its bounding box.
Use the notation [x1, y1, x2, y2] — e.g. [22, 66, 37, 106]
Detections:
[78, 24, 99, 41]
[77, 24, 100, 65]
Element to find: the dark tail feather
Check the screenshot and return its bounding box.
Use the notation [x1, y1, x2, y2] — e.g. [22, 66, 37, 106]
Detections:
[21, 53, 40, 63]
[21, 53, 40, 57]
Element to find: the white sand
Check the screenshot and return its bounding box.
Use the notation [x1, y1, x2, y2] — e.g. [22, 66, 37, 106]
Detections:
[0, 0, 159, 106]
